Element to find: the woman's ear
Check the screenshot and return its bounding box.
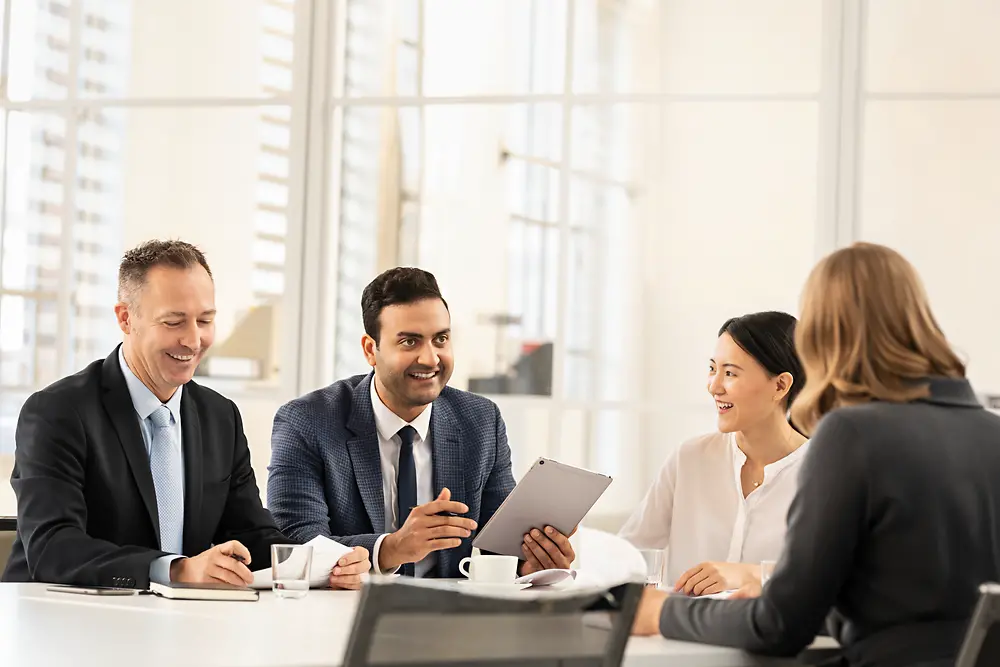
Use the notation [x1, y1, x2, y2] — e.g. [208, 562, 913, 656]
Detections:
[774, 372, 794, 402]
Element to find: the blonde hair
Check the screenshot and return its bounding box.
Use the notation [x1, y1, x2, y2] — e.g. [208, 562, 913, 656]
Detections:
[791, 242, 965, 434]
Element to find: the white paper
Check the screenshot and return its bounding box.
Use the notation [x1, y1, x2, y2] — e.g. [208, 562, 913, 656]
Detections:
[251, 536, 354, 590]
[514, 568, 577, 586]
[702, 590, 735, 600]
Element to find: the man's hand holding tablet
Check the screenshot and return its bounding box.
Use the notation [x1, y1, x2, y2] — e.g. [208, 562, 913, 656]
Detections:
[519, 524, 578, 575]
[473, 458, 612, 573]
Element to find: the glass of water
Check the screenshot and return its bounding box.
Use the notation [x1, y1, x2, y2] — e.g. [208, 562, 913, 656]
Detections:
[639, 549, 664, 588]
[271, 544, 313, 599]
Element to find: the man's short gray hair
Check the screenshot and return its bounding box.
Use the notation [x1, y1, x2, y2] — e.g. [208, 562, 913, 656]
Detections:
[118, 239, 213, 306]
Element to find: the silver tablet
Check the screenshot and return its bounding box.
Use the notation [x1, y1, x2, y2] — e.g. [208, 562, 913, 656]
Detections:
[472, 457, 613, 558]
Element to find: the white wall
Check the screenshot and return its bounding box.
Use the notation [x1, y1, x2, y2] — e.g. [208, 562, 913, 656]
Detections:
[643, 101, 819, 470]
[858, 0, 1000, 398]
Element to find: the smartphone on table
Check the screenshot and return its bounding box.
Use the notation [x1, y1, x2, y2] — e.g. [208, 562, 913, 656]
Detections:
[46, 584, 141, 596]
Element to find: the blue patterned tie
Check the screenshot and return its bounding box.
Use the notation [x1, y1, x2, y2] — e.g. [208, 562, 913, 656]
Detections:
[149, 406, 184, 554]
[396, 426, 418, 577]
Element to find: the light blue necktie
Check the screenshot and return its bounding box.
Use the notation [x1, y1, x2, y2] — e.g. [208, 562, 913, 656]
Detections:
[149, 405, 184, 554]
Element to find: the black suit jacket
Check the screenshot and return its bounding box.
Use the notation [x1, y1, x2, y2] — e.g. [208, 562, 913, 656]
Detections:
[2, 347, 287, 588]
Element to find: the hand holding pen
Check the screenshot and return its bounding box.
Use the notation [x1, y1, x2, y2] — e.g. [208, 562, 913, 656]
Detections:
[376, 487, 476, 572]
[168, 540, 254, 586]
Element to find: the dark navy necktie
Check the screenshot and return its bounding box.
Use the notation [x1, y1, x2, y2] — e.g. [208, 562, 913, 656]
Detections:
[396, 425, 418, 577]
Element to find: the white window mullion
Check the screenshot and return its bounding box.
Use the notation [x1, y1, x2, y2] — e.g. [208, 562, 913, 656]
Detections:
[56, 1, 83, 377]
[548, 0, 576, 463]
[818, 0, 867, 259]
[290, 0, 334, 396]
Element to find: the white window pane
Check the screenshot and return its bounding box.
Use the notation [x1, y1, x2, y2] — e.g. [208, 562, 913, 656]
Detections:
[258, 153, 289, 180]
[253, 239, 286, 266]
[261, 33, 295, 62]
[395, 43, 419, 97]
[867, 0, 1000, 93]
[567, 179, 643, 404]
[559, 409, 588, 469]
[420, 0, 566, 96]
[259, 3, 295, 34]
[256, 210, 288, 236]
[67, 106, 295, 383]
[573, 0, 661, 94]
[260, 122, 291, 148]
[506, 163, 559, 223]
[251, 269, 285, 295]
[67, 0, 299, 99]
[0, 297, 59, 388]
[8, 0, 71, 100]
[505, 104, 563, 163]
[260, 62, 293, 91]
[659, 0, 822, 94]
[590, 409, 643, 518]
[257, 181, 289, 208]
[860, 101, 1000, 392]
[493, 406, 551, 477]
[3, 112, 67, 294]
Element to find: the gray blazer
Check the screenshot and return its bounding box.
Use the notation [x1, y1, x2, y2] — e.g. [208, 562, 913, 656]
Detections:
[266, 373, 516, 578]
[658, 377, 1000, 667]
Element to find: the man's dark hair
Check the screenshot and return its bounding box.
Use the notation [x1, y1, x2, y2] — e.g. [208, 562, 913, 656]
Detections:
[362, 267, 448, 345]
[118, 239, 213, 305]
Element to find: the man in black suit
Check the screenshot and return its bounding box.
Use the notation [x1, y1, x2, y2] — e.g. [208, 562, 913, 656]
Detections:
[2, 239, 370, 589]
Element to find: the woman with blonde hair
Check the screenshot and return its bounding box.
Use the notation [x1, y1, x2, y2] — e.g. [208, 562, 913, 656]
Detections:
[632, 243, 1000, 667]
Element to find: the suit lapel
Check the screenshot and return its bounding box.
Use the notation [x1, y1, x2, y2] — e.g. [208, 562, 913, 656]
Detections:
[180, 385, 203, 555]
[346, 374, 385, 533]
[100, 347, 161, 546]
[430, 398, 466, 577]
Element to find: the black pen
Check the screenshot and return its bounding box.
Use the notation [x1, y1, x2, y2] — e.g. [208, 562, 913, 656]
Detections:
[409, 504, 460, 518]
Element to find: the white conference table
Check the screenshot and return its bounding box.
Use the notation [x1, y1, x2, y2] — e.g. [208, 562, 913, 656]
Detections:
[1, 583, 835, 666]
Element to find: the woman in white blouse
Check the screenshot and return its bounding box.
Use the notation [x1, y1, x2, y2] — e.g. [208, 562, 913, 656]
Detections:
[619, 311, 809, 596]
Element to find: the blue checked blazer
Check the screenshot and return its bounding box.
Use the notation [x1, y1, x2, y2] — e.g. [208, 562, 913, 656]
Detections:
[266, 373, 516, 578]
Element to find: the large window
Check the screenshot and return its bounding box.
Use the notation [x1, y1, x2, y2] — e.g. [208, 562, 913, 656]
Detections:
[1, 0, 993, 524]
[0, 0, 303, 513]
[321, 0, 821, 519]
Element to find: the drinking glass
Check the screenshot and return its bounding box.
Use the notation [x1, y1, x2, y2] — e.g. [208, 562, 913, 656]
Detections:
[639, 549, 664, 588]
[271, 544, 313, 599]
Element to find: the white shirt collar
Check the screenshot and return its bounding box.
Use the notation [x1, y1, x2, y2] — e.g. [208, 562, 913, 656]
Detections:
[118, 346, 183, 421]
[369, 375, 432, 442]
[729, 431, 810, 482]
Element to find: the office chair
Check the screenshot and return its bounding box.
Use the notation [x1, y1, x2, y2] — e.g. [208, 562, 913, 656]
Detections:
[342, 578, 643, 667]
[0, 517, 16, 574]
[955, 582, 1000, 667]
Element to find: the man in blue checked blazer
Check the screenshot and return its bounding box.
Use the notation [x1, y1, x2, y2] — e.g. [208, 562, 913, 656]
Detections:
[267, 267, 576, 578]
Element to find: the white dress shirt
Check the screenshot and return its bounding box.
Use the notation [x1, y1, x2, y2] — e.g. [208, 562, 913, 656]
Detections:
[118, 348, 185, 584]
[619, 431, 810, 585]
[369, 379, 435, 577]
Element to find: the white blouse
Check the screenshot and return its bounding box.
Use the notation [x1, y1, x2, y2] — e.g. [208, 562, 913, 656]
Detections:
[619, 431, 810, 585]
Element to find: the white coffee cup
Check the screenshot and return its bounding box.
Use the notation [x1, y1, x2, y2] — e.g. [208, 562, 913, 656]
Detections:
[458, 554, 518, 584]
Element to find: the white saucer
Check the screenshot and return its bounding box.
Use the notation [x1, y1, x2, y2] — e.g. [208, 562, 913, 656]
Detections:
[455, 581, 531, 592]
